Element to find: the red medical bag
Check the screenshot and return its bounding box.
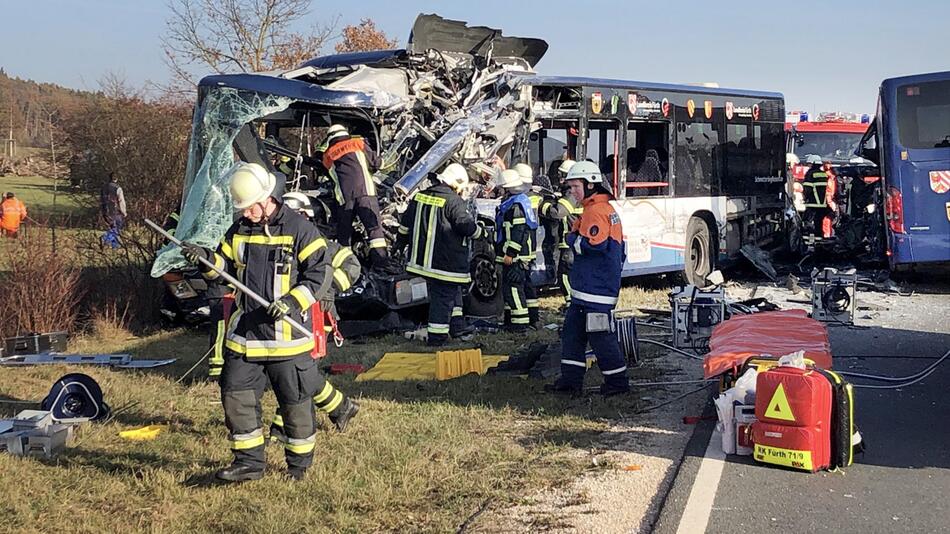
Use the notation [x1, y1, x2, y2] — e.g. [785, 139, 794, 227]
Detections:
[751, 367, 832, 472]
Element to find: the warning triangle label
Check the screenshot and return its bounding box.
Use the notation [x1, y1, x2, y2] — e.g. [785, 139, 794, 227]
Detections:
[765, 383, 796, 422]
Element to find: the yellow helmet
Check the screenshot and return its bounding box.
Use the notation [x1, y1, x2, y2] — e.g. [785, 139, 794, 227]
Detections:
[228, 163, 276, 210]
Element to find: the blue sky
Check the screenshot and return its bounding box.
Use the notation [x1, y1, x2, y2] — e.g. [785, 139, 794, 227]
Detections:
[2, 0, 947, 114]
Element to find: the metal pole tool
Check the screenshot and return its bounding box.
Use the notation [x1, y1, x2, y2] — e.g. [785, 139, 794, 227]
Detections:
[144, 218, 314, 338]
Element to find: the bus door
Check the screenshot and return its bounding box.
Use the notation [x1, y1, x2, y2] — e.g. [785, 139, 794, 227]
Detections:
[885, 78, 950, 264]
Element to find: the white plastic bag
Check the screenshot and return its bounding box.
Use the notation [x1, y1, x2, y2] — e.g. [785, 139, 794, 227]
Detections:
[732, 367, 758, 405]
[714, 391, 737, 455]
[778, 350, 807, 369]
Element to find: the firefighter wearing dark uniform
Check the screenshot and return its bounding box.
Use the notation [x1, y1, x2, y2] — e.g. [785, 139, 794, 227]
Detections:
[801, 154, 834, 239]
[182, 162, 347, 482]
[553, 190, 583, 307]
[269, 193, 363, 437]
[545, 161, 630, 397]
[320, 124, 388, 267]
[515, 164, 542, 325]
[495, 169, 538, 331]
[396, 163, 481, 346]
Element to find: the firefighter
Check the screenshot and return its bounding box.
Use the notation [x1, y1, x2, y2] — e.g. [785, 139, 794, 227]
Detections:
[180, 162, 356, 482]
[396, 163, 481, 346]
[514, 163, 542, 325]
[545, 161, 629, 397]
[320, 124, 388, 268]
[269, 191, 363, 435]
[548, 161, 583, 307]
[495, 169, 538, 331]
[802, 155, 834, 239]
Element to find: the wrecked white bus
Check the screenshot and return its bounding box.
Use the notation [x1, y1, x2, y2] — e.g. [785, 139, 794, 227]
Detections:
[152, 14, 786, 319]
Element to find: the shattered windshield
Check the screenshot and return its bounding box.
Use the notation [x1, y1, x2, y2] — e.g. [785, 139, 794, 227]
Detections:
[793, 132, 865, 163]
[151, 88, 293, 277]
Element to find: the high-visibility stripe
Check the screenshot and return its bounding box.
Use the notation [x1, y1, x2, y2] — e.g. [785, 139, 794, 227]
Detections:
[369, 238, 387, 249]
[511, 316, 530, 324]
[331, 248, 354, 268]
[571, 289, 618, 306]
[211, 319, 225, 364]
[313, 383, 335, 404]
[333, 269, 352, 291]
[208, 367, 221, 377]
[284, 433, 317, 454]
[220, 241, 234, 260]
[230, 429, 265, 450]
[323, 391, 344, 413]
[354, 151, 376, 197]
[505, 241, 522, 251]
[225, 337, 315, 358]
[510, 288, 525, 310]
[234, 235, 294, 246]
[406, 264, 470, 284]
[273, 415, 284, 427]
[602, 366, 628, 376]
[415, 193, 447, 207]
[410, 206, 423, 267]
[561, 359, 587, 368]
[451, 307, 463, 317]
[526, 299, 539, 307]
[423, 206, 438, 269]
[512, 217, 526, 224]
[428, 323, 450, 334]
[298, 238, 328, 262]
[289, 286, 316, 309]
[398, 225, 410, 235]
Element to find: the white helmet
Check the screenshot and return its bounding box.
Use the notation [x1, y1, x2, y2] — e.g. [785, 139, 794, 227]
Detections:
[229, 163, 276, 210]
[557, 159, 576, 174]
[437, 163, 469, 192]
[325, 124, 349, 144]
[283, 191, 314, 219]
[564, 160, 603, 184]
[498, 169, 524, 191]
[804, 154, 823, 165]
[513, 163, 534, 186]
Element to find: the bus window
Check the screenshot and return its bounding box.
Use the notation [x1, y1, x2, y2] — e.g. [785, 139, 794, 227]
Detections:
[897, 80, 950, 149]
[753, 123, 785, 179]
[626, 121, 670, 197]
[528, 122, 579, 188]
[586, 120, 621, 184]
[675, 121, 721, 197]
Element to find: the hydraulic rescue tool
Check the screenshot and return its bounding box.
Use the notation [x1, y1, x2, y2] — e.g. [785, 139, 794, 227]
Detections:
[144, 218, 314, 338]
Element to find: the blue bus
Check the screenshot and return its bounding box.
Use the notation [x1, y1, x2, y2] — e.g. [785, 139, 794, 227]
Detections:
[858, 71, 950, 269]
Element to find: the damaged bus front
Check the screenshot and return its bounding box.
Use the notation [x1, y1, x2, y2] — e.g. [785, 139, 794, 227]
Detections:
[152, 14, 548, 318]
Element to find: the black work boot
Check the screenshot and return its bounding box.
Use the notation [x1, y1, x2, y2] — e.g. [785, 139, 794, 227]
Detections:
[329, 398, 360, 432]
[599, 382, 631, 397]
[216, 463, 264, 482]
[287, 468, 307, 481]
[543, 380, 583, 397]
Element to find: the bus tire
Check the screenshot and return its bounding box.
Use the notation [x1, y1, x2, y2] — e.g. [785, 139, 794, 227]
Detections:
[465, 238, 503, 318]
[684, 216, 714, 287]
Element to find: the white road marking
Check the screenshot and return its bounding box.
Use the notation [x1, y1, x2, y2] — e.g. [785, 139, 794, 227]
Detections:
[675, 428, 727, 534]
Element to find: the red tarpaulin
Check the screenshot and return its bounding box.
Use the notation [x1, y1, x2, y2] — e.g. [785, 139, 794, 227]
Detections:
[703, 310, 833, 378]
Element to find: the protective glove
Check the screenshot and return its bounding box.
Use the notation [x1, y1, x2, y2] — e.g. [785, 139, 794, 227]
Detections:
[266, 296, 297, 320]
[181, 243, 213, 265]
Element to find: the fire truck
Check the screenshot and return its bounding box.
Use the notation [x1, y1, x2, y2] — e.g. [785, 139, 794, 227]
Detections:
[785, 112, 883, 257]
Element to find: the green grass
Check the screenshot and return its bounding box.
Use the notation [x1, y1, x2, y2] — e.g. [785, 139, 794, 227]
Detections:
[0, 285, 674, 533]
[0, 174, 93, 222]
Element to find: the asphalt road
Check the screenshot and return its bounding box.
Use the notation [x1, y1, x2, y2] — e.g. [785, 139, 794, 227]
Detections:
[655, 276, 950, 534]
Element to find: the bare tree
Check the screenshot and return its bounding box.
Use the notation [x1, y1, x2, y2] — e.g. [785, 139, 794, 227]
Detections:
[161, 0, 336, 93]
[335, 18, 399, 54]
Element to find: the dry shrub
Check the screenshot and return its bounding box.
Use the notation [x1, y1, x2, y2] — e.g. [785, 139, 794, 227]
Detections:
[88, 299, 133, 343]
[0, 229, 83, 337]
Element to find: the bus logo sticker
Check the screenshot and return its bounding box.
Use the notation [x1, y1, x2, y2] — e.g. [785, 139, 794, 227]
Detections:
[628, 92, 638, 114]
[946, 202, 950, 222]
[752, 104, 761, 121]
[591, 92, 603, 114]
[611, 94, 620, 114]
[929, 170, 950, 194]
[704, 100, 713, 119]
[687, 99, 696, 118]
[725, 101, 734, 120]
[661, 98, 670, 117]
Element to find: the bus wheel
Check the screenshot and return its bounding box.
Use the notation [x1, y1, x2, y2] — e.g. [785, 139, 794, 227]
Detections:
[685, 216, 713, 287]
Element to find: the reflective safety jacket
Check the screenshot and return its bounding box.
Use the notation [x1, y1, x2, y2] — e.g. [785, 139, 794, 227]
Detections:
[539, 194, 583, 249]
[324, 240, 361, 294]
[567, 193, 625, 311]
[203, 203, 331, 360]
[0, 197, 27, 232]
[397, 183, 480, 284]
[803, 165, 830, 208]
[495, 193, 538, 264]
[322, 135, 378, 207]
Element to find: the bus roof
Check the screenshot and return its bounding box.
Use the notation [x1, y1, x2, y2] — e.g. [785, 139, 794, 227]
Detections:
[516, 75, 783, 100]
[881, 70, 950, 92]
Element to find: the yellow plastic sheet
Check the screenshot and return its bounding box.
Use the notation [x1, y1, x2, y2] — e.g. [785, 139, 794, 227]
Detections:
[118, 425, 167, 441]
[356, 352, 508, 382]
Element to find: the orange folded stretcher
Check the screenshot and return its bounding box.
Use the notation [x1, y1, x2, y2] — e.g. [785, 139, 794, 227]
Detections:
[703, 310, 832, 379]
